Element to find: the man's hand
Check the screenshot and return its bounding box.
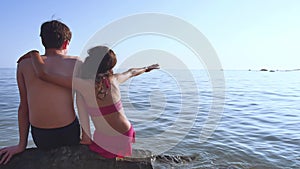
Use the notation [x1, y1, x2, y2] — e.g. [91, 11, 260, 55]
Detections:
[0, 145, 25, 165]
[17, 50, 39, 63]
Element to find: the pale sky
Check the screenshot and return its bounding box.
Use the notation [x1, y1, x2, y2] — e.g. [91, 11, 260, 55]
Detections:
[0, 0, 299, 70]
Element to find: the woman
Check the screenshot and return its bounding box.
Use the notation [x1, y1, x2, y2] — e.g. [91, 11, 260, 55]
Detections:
[29, 46, 159, 158]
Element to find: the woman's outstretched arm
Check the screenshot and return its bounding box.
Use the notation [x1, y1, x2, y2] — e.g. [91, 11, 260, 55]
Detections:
[29, 50, 75, 89]
[115, 64, 160, 84]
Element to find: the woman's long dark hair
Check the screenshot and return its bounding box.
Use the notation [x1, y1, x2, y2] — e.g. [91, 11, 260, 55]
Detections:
[80, 46, 117, 99]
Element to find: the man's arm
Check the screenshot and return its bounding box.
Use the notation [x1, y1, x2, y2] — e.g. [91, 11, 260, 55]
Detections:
[16, 64, 30, 151]
[115, 64, 160, 84]
[0, 64, 29, 164]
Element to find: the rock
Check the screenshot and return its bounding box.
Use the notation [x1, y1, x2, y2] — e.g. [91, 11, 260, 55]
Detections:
[0, 145, 153, 169]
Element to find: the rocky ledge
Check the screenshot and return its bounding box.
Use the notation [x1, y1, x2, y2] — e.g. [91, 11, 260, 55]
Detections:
[0, 145, 153, 169]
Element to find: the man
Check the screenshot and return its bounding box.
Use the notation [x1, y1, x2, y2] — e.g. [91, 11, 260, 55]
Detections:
[0, 20, 82, 164]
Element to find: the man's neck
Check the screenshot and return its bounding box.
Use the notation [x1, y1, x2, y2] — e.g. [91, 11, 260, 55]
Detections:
[45, 48, 67, 56]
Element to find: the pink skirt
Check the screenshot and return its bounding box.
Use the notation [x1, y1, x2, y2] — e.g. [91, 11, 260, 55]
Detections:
[89, 125, 135, 158]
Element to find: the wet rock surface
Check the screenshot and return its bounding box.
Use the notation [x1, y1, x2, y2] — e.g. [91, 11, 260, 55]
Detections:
[0, 145, 153, 169]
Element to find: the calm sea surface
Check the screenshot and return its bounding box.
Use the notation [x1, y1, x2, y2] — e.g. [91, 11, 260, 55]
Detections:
[0, 68, 299, 168]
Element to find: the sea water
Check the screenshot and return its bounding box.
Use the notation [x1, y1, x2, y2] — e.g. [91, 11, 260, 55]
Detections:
[0, 68, 299, 168]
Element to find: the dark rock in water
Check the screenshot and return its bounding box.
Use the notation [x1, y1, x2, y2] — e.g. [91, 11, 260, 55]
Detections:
[0, 145, 153, 169]
[155, 154, 197, 163]
[152, 154, 198, 168]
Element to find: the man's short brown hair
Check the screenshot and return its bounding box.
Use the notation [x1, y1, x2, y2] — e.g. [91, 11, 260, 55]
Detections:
[40, 20, 72, 49]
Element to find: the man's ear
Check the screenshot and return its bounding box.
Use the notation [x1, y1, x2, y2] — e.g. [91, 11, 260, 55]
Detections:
[62, 40, 70, 50]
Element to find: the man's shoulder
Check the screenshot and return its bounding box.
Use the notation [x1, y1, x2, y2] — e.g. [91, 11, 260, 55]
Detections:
[63, 55, 83, 63]
[64, 55, 81, 60]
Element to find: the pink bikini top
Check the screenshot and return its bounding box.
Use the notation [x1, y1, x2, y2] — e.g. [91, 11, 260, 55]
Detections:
[83, 100, 123, 116]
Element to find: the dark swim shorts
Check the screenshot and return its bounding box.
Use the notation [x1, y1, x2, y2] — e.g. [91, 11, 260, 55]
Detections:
[31, 117, 80, 149]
